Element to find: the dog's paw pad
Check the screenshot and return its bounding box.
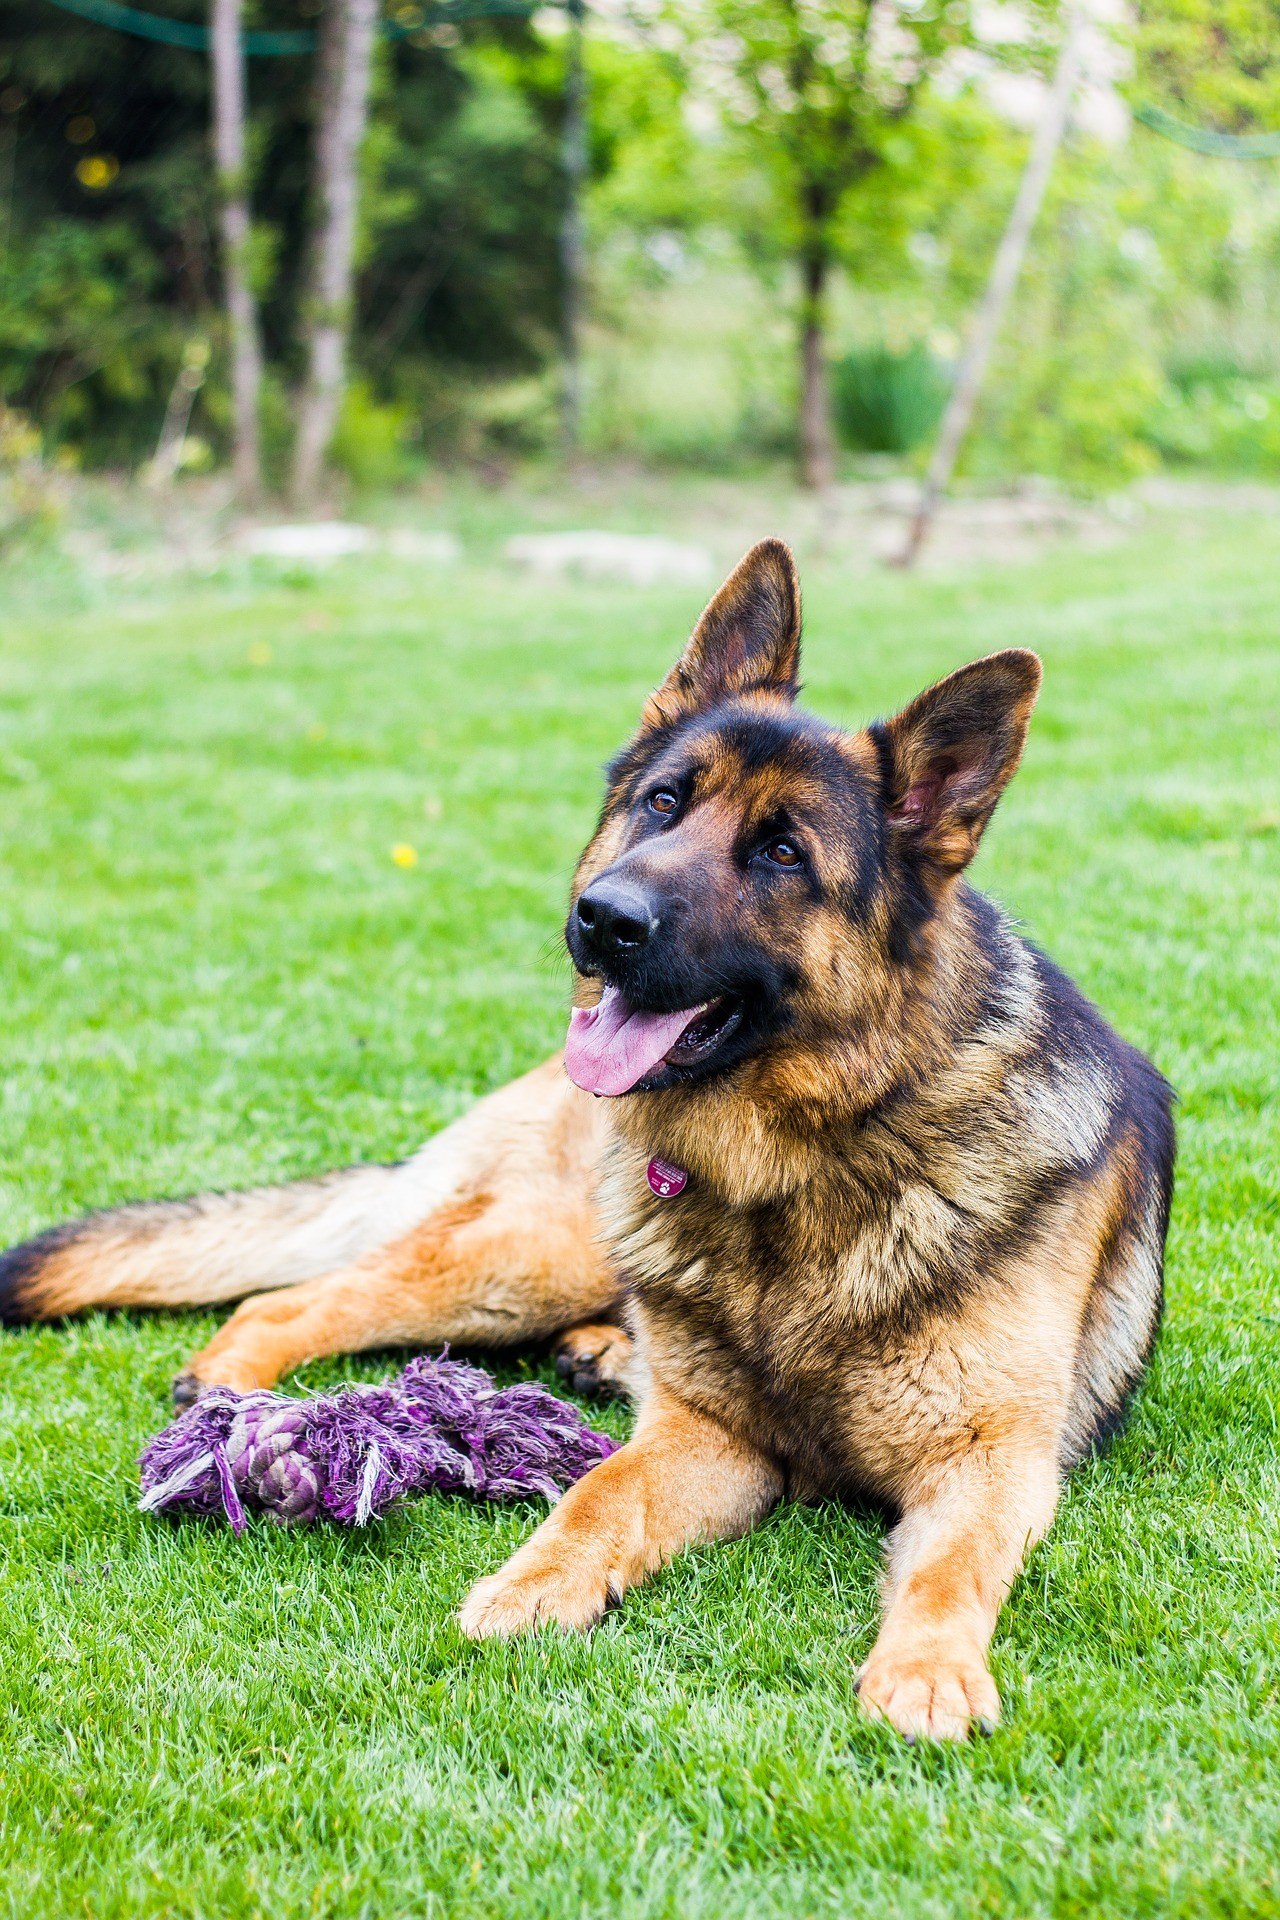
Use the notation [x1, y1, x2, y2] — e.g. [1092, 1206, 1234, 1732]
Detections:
[171, 1372, 205, 1409]
[553, 1325, 633, 1401]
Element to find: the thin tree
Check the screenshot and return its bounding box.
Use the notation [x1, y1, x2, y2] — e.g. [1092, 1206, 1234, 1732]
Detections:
[895, 3, 1087, 568]
[210, 0, 263, 503]
[689, 0, 988, 491]
[291, 0, 379, 506]
[560, 0, 588, 457]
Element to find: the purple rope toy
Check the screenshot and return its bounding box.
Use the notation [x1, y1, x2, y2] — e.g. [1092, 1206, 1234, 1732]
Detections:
[138, 1353, 618, 1534]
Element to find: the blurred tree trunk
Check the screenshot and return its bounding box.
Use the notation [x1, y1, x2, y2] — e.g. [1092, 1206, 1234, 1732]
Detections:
[210, 0, 262, 504]
[290, 0, 378, 507]
[560, 0, 588, 457]
[798, 234, 834, 491]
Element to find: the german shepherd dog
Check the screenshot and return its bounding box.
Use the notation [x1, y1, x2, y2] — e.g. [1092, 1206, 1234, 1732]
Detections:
[1, 541, 1174, 1741]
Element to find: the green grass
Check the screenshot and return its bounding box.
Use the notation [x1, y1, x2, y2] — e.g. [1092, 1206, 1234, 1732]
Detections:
[1, 506, 1278, 1918]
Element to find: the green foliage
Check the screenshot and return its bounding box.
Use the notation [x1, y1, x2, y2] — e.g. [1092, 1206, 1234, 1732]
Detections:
[831, 342, 947, 454]
[840, 104, 1264, 488]
[982, 314, 1163, 487]
[0, 403, 61, 553]
[329, 378, 414, 489]
[584, 257, 793, 467]
[0, 218, 180, 466]
[0, 4, 570, 468]
[668, 0, 1055, 478]
[683, 0, 1021, 267]
[828, 91, 1025, 299]
[583, 33, 703, 241]
[0, 0, 216, 464]
[586, 17, 1280, 488]
[966, 140, 1243, 486]
[467, 371, 560, 454]
[1137, 0, 1280, 133]
[357, 37, 564, 384]
[1143, 372, 1280, 473]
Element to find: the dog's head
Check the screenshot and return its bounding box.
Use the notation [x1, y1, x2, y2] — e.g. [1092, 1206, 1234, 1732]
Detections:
[564, 539, 1040, 1105]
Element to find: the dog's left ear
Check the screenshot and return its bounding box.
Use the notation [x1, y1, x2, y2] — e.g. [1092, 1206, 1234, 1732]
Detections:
[876, 650, 1042, 876]
[641, 539, 801, 732]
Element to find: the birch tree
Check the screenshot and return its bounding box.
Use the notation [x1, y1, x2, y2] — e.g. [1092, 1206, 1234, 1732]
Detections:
[210, 0, 263, 502]
[560, 0, 588, 455]
[291, 0, 379, 506]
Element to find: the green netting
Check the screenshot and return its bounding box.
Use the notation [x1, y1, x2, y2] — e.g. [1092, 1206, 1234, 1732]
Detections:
[1135, 103, 1280, 160]
[41, 0, 308, 51]
[39, 0, 548, 54]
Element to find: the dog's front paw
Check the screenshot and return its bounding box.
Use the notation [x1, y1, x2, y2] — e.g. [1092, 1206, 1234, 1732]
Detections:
[856, 1638, 1000, 1743]
[459, 1541, 618, 1641]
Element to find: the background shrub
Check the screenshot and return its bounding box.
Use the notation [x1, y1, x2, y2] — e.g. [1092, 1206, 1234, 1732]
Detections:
[831, 341, 948, 455]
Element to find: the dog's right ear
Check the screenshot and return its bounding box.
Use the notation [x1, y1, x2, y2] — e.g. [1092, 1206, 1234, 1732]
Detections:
[640, 539, 801, 734]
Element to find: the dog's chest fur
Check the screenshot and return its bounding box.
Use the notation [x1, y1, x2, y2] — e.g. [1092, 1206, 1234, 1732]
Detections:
[598, 1044, 1114, 1503]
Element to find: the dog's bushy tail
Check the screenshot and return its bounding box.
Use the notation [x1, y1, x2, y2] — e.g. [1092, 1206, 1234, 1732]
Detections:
[0, 1162, 412, 1324]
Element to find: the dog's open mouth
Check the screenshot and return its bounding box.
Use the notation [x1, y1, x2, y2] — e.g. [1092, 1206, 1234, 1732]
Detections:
[564, 987, 742, 1097]
[663, 995, 741, 1065]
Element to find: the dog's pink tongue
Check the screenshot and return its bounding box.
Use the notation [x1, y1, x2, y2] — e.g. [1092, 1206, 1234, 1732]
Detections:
[564, 987, 702, 1097]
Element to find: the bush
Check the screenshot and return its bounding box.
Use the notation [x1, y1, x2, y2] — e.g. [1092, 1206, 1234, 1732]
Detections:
[1142, 376, 1280, 475]
[0, 221, 179, 467]
[0, 405, 61, 553]
[831, 342, 947, 454]
[329, 380, 415, 490]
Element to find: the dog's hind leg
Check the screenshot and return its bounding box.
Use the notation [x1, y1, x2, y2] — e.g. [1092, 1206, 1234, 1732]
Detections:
[553, 1321, 637, 1399]
[174, 1182, 618, 1401]
[3, 1056, 607, 1341]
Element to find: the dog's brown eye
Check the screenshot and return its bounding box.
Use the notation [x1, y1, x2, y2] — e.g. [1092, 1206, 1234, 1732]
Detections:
[648, 789, 678, 816]
[764, 839, 802, 868]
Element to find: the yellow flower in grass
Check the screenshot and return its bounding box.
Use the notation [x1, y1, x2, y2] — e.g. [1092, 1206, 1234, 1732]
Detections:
[391, 843, 419, 869]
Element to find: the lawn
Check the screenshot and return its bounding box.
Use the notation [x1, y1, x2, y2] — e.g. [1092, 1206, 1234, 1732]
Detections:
[1, 502, 1278, 1918]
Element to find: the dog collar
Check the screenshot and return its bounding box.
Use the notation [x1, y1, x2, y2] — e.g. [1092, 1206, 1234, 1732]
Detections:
[647, 1156, 688, 1199]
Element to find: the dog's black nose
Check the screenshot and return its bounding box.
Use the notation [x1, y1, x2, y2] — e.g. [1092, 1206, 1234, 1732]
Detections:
[575, 878, 657, 956]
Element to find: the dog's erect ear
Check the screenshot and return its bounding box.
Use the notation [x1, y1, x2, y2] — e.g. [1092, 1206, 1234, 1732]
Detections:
[876, 650, 1042, 876]
[641, 539, 801, 732]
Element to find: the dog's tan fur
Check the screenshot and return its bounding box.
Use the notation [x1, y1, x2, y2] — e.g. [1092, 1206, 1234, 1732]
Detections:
[1, 541, 1173, 1741]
